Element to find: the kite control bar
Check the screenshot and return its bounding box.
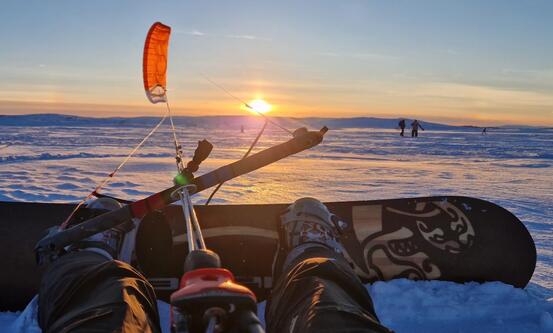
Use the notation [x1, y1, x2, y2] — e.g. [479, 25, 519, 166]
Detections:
[35, 127, 327, 264]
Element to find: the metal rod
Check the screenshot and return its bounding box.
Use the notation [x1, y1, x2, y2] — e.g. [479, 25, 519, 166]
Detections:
[179, 189, 196, 252]
[205, 316, 217, 333]
[184, 189, 206, 249]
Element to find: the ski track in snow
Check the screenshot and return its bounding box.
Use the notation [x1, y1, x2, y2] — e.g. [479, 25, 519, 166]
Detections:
[0, 124, 552, 332]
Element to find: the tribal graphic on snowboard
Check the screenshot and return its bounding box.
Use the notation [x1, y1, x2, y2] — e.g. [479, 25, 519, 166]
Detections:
[346, 200, 475, 281]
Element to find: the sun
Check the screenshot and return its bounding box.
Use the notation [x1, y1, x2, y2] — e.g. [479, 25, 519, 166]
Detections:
[247, 99, 272, 114]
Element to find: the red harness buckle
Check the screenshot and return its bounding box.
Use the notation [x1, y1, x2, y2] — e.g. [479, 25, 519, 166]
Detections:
[170, 268, 257, 332]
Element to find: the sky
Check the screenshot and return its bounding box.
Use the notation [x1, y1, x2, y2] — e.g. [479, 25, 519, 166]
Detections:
[1, 0, 552, 126]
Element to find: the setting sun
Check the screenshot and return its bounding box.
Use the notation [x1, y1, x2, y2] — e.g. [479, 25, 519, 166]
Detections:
[246, 99, 272, 114]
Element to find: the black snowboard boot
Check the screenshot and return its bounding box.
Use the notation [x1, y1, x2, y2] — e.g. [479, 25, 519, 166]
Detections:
[272, 197, 346, 281]
[65, 197, 134, 261]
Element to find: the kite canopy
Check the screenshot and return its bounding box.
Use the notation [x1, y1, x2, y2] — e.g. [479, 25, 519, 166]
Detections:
[143, 22, 171, 104]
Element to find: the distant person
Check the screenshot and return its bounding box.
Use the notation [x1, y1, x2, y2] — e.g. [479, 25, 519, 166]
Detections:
[411, 119, 425, 137]
[482, 127, 487, 135]
[241, 125, 245, 133]
[398, 119, 406, 136]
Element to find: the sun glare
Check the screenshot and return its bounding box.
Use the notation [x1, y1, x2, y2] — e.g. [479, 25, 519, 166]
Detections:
[247, 99, 272, 114]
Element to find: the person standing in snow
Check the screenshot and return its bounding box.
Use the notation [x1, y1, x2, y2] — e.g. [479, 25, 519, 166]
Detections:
[411, 119, 425, 137]
[398, 119, 406, 137]
[35, 197, 391, 333]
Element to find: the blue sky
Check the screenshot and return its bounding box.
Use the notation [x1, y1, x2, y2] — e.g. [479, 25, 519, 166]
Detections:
[1, 0, 552, 125]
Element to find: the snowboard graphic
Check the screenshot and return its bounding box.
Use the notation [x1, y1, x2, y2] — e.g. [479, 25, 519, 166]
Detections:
[138, 196, 536, 302]
[0, 196, 536, 310]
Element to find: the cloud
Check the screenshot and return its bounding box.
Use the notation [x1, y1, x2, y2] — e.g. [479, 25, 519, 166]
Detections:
[500, 68, 553, 82]
[351, 53, 400, 61]
[176, 29, 207, 36]
[316, 52, 340, 57]
[226, 34, 270, 41]
[409, 82, 553, 109]
[175, 30, 269, 41]
[316, 51, 399, 61]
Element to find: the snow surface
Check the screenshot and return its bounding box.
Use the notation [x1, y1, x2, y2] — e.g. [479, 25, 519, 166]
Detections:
[0, 117, 552, 332]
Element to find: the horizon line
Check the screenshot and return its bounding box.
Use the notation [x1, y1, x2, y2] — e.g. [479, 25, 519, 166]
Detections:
[3, 112, 550, 129]
[0, 100, 548, 128]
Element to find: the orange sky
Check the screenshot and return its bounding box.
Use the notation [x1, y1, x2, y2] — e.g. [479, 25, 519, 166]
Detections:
[2, 2, 553, 127]
[1, 98, 550, 127]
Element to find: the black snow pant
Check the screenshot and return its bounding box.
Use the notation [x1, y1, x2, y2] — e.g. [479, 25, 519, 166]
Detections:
[39, 249, 390, 333]
[400, 128, 404, 136]
[38, 251, 161, 333]
[411, 129, 418, 137]
[266, 247, 391, 333]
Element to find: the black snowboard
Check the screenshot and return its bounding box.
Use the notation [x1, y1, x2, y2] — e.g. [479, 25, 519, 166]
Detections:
[0, 196, 536, 310]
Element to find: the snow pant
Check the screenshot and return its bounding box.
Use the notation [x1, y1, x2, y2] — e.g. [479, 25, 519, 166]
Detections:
[265, 247, 391, 333]
[400, 128, 404, 136]
[412, 129, 418, 137]
[38, 251, 161, 333]
[38, 249, 390, 333]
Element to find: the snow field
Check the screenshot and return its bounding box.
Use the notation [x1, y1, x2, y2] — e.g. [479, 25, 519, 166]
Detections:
[0, 122, 551, 332]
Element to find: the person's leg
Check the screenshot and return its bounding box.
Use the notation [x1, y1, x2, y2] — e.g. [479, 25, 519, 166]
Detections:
[38, 251, 160, 332]
[37, 198, 160, 333]
[39, 250, 161, 333]
[400, 128, 404, 136]
[266, 198, 391, 333]
[266, 248, 390, 333]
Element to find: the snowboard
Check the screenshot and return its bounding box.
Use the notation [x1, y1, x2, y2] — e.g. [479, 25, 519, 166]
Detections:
[0, 196, 536, 310]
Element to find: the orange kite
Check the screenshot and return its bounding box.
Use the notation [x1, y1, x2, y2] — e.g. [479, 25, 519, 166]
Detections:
[143, 22, 171, 104]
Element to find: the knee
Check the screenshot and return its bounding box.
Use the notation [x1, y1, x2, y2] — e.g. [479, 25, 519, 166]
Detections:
[290, 256, 350, 279]
[297, 256, 333, 270]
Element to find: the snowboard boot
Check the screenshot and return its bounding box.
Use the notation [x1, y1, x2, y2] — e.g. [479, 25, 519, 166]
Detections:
[272, 197, 347, 281]
[65, 197, 134, 261]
